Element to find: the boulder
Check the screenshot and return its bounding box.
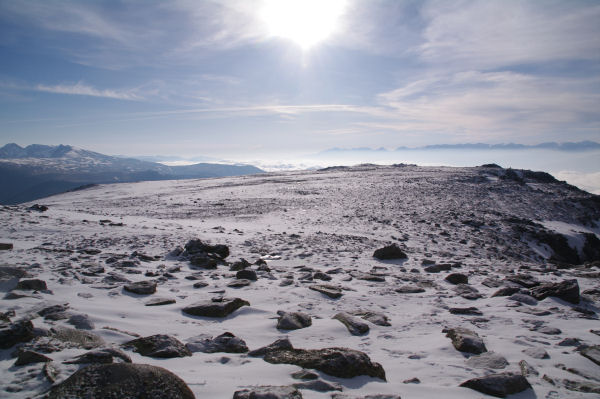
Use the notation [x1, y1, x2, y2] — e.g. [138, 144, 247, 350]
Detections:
[15, 279, 47, 291]
[293, 380, 342, 392]
[444, 327, 487, 354]
[263, 347, 386, 380]
[445, 273, 468, 285]
[373, 244, 407, 260]
[333, 312, 370, 335]
[0, 243, 13, 250]
[530, 279, 580, 304]
[460, 372, 531, 398]
[236, 269, 257, 281]
[522, 347, 549, 359]
[182, 297, 249, 318]
[508, 293, 538, 305]
[0, 320, 35, 348]
[233, 386, 302, 399]
[453, 284, 483, 300]
[124, 280, 157, 295]
[185, 332, 248, 353]
[123, 334, 191, 358]
[277, 311, 312, 330]
[183, 239, 229, 259]
[465, 351, 509, 369]
[46, 363, 195, 399]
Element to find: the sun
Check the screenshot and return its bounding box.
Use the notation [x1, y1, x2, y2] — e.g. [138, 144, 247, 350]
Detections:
[260, 0, 347, 50]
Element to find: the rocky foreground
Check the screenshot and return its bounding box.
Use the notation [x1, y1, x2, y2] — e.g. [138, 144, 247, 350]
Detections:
[1, 164, 600, 398]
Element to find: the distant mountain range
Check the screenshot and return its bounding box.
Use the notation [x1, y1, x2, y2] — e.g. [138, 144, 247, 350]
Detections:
[0, 144, 263, 204]
[321, 141, 600, 153]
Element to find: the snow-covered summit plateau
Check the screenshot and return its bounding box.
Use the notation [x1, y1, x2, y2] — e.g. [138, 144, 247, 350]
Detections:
[1, 164, 599, 398]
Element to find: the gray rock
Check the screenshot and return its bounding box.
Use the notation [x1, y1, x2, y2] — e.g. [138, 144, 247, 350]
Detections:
[124, 280, 157, 295]
[529, 279, 580, 304]
[580, 345, 600, 366]
[465, 351, 509, 369]
[236, 269, 257, 281]
[354, 311, 391, 326]
[277, 311, 312, 330]
[332, 395, 401, 399]
[460, 372, 531, 397]
[491, 286, 521, 297]
[395, 285, 425, 294]
[228, 279, 252, 288]
[183, 297, 250, 318]
[333, 312, 370, 335]
[453, 284, 483, 300]
[291, 370, 318, 380]
[233, 386, 302, 399]
[248, 338, 294, 357]
[444, 327, 487, 354]
[309, 284, 342, 299]
[519, 359, 539, 376]
[449, 307, 483, 316]
[293, 379, 342, 392]
[123, 334, 191, 358]
[15, 278, 47, 291]
[538, 326, 562, 335]
[522, 347, 549, 359]
[145, 297, 176, 306]
[47, 363, 195, 399]
[0, 320, 35, 349]
[185, 332, 248, 353]
[67, 314, 95, 330]
[373, 243, 407, 260]
[313, 272, 332, 281]
[563, 379, 600, 394]
[263, 347, 386, 380]
[509, 293, 538, 305]
[14, 349, 52, 366]
[445, 273, 468, 285]
[558, 337, 582, 347]
[65, 347, 132, 364]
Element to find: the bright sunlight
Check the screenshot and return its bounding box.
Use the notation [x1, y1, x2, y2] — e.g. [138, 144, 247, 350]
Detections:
[260, 0, 347, 50]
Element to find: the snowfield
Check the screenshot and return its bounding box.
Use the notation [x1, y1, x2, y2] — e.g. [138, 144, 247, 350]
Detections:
[1, 164, 599, 399]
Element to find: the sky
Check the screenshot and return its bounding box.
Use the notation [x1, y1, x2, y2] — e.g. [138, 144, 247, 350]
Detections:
[0, 0, 599, 159]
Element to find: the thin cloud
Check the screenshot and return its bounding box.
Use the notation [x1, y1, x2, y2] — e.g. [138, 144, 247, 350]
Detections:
[35, 82, 143, 101]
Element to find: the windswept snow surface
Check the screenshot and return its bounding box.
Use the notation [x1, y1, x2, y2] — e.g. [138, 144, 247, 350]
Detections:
[1, 165, 599, 398]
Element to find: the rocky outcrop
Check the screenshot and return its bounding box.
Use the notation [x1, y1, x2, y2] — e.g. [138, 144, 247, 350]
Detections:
[65, 348, 132, 364]
[530, 279, 580, 304]
[123, 334, 191, 358]
[182, 297, 249, 318]
[46, 363, 195, 399]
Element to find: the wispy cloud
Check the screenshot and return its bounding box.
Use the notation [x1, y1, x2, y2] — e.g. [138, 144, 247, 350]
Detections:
[34, 82, 142, 101]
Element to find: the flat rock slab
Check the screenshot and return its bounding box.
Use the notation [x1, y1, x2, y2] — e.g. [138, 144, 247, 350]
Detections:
[123, 334, 191, 358]
[124, 280, 157, 295]
[233, 386, 302, 399]
[309, 284, 342, 299]
[444, 327, 487, 354]
[145, 297, 176, 306]
[263, 347, 386, 381]
[277, 311, 312, 330]
[182, 297, 249, 318]
[186, 332, 248, 353]
[465, 351, 509, 369]
[47, 363, 195, 399]
[530, 279, 580, 304]
[460, 372, 531, 398]
[333, 312, 370, 335]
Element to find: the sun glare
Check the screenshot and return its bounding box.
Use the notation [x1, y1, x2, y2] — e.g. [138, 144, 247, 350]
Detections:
[260, 0, 347, 50]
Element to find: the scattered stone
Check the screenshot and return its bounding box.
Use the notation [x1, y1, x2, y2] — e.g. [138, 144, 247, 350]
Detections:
[444, 327, 487, 354]
[563, 379, 600, 394]
[309, 284, 342, 299]
[293, 379, 342, 392]
[46, 363, 195, 399]
[0, 320, 35, 349]
[449, 307, 483, 316]
[236, 269, 257, 281]
[519, 359, 539, 377]
[465, 351, 509, 369]
[453, 284, 483, 300]
[182, 297, 250, 318]
[123, 334, 191, 358]
[332, 395, 401, 399]
[460, 372, 531, 398]
[263, 347, 386, 380]
[506, 275, 540, 288]
[277, 311, 312, 330]
[193, 281, 209, 288]
[67, 314, 95, 330]
[538, 326, 562, 335]
[28, 204, 48, 212]
[424, 264, 451, 273]
[228, 279, 252, 288]
[333, 312, 370, 335]
[145, 297, 176, 306]
[522, 347, 549, 359]
[124, 280, 157, 295]
[14, 349, 52, 366]
[230, 259, 251, 271]
[509, 293, 538, 305]
[492, 286, 521, 297]
[291, 370, 318, 380]
[395, 285, 425, 294]
[233, 386, 302, 399]
[558, 337, 582, 347]
[354, 311, 391, 326]
[15, 278, 47, 291]
[445, 273, 468, 285]
[0, 243, 13, 250]
[186, 332, 248, 353]
[530, 279, 580, 304]
[373, 243, 407, 260]
[65, 348, 132, 364]
[313, 272, 332, 281]
[580, 345, 600, 366]
[403, 377, 421, 384]
[248, 338, 294, 357]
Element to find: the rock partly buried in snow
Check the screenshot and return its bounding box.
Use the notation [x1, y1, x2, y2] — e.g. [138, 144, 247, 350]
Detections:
[47, 363, 195, 399]
[236, 269, 257, 281]
[0, 320, 35, 349]
[333, 312, 370, 335]
[263, 347, 386, 381]
[309, 284, 342, 299]
[445, 273, 468, 285]
[459, 372, 531, 398]
[233, 386, 302, 399]
[145, 297, 176, 306]
[508, 293, 538, 305]
[15, 278, 47, 291]
[332, 395, 401, 399]
[453, 284, 483, 300]
[529, 279, 580, 304]
[124, 280, 157, 295]
[277, 311, 312, 330]
[449, 307, 483, 316]
[67, 314, 95, 330]
[49, 327, 105, 349]
[293, 379, 342, 392]
[396, 285, 425, 294]
[580, 345, 600, 366]
[492, 286, 521, 297]
[185, 332, 248, 353]
[444, 327, 487, 354]
[65, 347, 132, 364]
[522, 347, 549, 359]
[248, 338, 294, 357]
[14, 349, 52, 366]
[123, 334, 191, 358]
[354, 311, 391, 326]
[465, 351, 509, 369]
[182, 297, 250, 318]
[373, 243, 407, 260]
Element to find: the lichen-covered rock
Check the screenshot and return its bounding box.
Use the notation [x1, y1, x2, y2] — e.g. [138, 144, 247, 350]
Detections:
[47, 363, 195, 399]
[263, 347, 386, 381]
[233, 386, 302, 399]
[277, 311, 312, 330]
[182, 297, 249, 318]
[373, 244, 407, 260]
[444, 327, 487, 354]
[123, 334, 191, 358]
[333, 312, 370, 335]
[460, 372, 531, 398]
[530, 279, 580, 304]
